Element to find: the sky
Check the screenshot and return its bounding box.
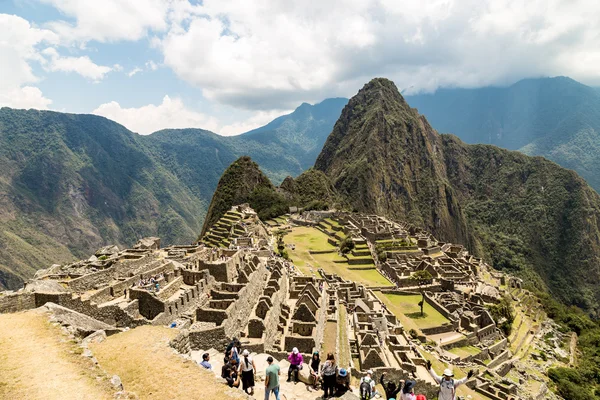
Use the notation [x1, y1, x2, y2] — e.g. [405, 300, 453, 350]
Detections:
[2, 0, 600, 136]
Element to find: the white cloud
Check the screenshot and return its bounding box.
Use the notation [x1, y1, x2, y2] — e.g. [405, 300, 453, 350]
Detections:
[92, 95, 219, 135]
[41, 47, 113, 81]
[0, 14, 57, 109]
[156, 0, 600, 110]
[0, 86, 52, 110]
[128, 67, 143, 77]
[145, 60, 158, 71]
[219, 110, 290, 136]
[40, 0, 171, 43]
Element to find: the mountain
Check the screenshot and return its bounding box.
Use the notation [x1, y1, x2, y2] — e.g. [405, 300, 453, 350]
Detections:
[316, 78, 600, 315]
[0, 108, 206, 290]
[200, 156, 280, 235]
[0, 100, 347, 290]
[241, 98, 348, 170]
[406, 77, 600, 192]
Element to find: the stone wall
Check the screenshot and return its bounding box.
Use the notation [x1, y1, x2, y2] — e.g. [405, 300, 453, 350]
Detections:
[36, 293, 144, 327]
[261, 270, 290, 350]
[67, 267, 116, 293]
[129, 289, 165, 320]
[487, 349, 511, 369]
[170, 329, 191, 354]
[189, 326, 229, 350]
[0, 292, 35, 313]
[220, 264, 269, 338]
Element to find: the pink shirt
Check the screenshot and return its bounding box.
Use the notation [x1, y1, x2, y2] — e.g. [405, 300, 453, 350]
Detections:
[288, 353, 303, 366]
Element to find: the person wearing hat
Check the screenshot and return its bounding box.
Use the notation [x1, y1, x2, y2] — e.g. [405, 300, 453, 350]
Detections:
[335, 368, 352, 396]
[287, 347, 304, 383]
[238, 349, 257, 396]
[400, 379, 417, 400]
[359, 370, 377, 398]
[426, 360, 474, 400]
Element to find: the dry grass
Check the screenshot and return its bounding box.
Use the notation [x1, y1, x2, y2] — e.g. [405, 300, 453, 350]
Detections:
[90, 325, 244, 400]
[0, 311, 114, 400]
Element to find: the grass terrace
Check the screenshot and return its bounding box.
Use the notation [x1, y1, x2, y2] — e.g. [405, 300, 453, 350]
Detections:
[448, 345, 481, 358]
[374, 292, 450, 331]
[285, 226, 393, 287]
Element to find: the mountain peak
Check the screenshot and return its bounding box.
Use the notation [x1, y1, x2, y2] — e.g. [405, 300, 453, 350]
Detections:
[200, 156, 274, 236]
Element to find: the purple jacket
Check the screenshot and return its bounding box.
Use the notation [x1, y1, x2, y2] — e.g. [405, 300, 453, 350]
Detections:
[288, 352, 303, 366]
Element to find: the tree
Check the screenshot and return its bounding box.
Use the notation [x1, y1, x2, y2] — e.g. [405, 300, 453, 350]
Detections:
[410, 270, 433, 317]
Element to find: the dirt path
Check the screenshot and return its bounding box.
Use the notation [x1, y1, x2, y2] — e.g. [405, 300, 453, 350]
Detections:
[90, 325, 246, 400]
[0, 311, 113, 400]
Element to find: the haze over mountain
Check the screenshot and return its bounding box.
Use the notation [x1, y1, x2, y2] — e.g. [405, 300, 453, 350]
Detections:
[315, 78, 600, 315]
[0, 100, 346, 290]
[406, 77, 600, 192]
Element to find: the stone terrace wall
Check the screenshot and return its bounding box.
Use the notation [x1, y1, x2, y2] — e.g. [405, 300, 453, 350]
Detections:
[189, 326, 229, 350]
[0, 292, 35, 313]
[87, 261, 176, 304]
[262, 270, 289, 350]
[34, 293, 144, 327]
[222, 264, 269, 338]
[67, 267, 116, 293]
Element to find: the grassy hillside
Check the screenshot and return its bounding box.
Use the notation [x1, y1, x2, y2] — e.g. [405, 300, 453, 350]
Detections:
[0, 108, 206, 289]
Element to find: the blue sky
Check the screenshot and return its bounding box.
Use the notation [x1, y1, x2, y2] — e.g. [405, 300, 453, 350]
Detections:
[2, 0, 600, 135]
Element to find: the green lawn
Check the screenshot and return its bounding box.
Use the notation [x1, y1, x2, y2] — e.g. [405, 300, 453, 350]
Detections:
[285, 226, 393, 287]
[448, 346, 481, 358]
[374, 292, 450, 330]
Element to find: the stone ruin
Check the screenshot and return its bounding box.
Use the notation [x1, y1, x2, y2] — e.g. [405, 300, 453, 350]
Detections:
[0, 205, 543, 399]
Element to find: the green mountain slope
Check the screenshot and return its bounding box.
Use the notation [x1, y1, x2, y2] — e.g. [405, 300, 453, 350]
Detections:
[0, 100, 347, 290]
[406, 77, 600, 191]
[316, 78, 600, 315]
[0, 108, 206, 289]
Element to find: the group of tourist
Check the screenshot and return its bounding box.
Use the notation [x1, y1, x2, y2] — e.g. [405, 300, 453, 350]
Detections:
[133, 273, 164, 292]
[200, 340, 473, 400]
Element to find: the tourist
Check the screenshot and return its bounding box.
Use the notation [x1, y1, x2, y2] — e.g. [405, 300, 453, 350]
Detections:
[264, 356, 281, 400]
[200, 353, 212, 370]
[239, 349, 256, 396]
[380, 371, 402, 399]
[426, 360, 473, 400]
[225, 338, 241, 364]
[221, 358, 240, 388]
[320, 352, 337, 398]
[335, 368, 351, 396]
[287, 347, 303, 383]
[359, 370, 377, 399]
[400, 380, 417, 400]
[309, 351, 321, 389]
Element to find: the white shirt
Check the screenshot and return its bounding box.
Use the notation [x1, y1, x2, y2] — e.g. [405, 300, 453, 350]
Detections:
[240, 356, 254, 372]
[400, 393, 416, 400]
[428, 369, 468, 400]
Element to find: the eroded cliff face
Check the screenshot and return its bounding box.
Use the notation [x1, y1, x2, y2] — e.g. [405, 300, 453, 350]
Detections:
[315, 77, 600, 314]
[315, 78, 470, 246]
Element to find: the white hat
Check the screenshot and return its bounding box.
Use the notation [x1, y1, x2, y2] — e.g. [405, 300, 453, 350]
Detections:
[292, 347, 299, 354]
[242, 349, 249, 356]
[443, 368, 454, 377]
[367, 369, 373, 375]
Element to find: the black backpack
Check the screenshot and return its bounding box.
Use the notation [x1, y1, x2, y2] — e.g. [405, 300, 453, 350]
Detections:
[360, 380, 371, 400]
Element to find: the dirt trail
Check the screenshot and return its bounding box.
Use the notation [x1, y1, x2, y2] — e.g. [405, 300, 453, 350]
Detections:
[0, 311, 113, 400]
